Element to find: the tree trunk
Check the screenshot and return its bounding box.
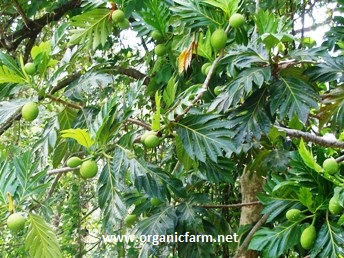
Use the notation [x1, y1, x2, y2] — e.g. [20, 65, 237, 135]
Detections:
[238, 167, 264, 258]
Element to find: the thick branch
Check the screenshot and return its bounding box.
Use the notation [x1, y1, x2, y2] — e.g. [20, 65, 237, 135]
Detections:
[275, 126, 344, 148]
[127, 118, 151, 130]
[114, 66, 150, 85]
[233, 212, 271, 258]
[50, 71, 82, 94]
[2, 0, 82, 51]
[12, 0, 30, 26]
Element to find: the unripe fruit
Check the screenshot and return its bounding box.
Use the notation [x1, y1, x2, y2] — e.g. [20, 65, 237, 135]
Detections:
[205, 65, 212, 75]
[150, 197, 162, 206]
[7, 213, 26, 232]
[210, 29, 227, 50]
[323, 158, 339, 175]
[21, 102, 39, 121]
[151, 30, 163, 41]
[118, 19, 130, 29]
[80, 160, 98, 178]
[144, 135, 160, 148]
[214, 86, 223, 96]
[201, 63, 211, 75]
[67, 157, 82, 168]
[140, 131, 157, 143]
[286, 209, 302, 221]
[229, 13, 245, 28]
[112, 10, 125, 23]
[300, 225, 316, 250]
[329, 197, 343, 215]
[24, 62, 36, 75]
[154, 44, 167, 56]
[124, 214, 137, 227]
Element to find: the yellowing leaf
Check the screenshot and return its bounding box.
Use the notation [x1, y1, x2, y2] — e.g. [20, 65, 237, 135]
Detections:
[61, 128, 94, 149]
[178, 43, 194, 74]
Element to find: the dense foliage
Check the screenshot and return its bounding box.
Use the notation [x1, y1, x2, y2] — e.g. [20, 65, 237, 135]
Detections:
[0, 0, 343, 257]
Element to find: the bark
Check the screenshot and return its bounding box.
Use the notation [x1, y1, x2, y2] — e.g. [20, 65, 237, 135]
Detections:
[238, 167, 264, 258]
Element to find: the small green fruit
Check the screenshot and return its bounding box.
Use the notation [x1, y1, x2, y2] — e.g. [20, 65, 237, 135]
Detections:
[144, 135, 160, 148]
[21, 102, 39, 121]
[140, 131, 157, 143]
[24, 62, 36, 75]
[80, 160, 98, 178]
[300, 225, 316, 250]
[67, 157, 82, 168]
[329, 197, 343, 215]
[205, 65, 212, 75]
[150, 197, 162, 206]
[214, 86, 223, 96]
[112, 9, 125, 23]
[151, 30, 163, 41]
[210, 29, 227, 50]
[124, 214, 137, 227]
[118, 19, 130, 29]
[201, 63, 211, 75]
[229, 13, 245, 28]
[323, 158, 339, 175]
[154, 44, 167, 56]
[286, 209, 302, 221]
[7, 213, 26, 232]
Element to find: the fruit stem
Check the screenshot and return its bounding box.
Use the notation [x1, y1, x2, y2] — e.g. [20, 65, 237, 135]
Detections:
[102, 151, 113, 159]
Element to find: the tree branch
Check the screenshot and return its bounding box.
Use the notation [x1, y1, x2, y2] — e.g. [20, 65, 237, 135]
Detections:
[0, 72, 82, 136]
[2, 0, 82, 52]
[127, 118, 151, 130]
[12, 0, 30, 27]
[275, 126, 344, 148]
[114, 66, 150, 85]
[233, 212, 271, 258]
[47, 166, 79, 175]
[46, 94, 82, 109]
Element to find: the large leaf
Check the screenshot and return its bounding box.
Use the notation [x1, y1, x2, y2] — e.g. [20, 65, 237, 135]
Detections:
[305, 55, 344, 83]
[248, 223, 303, 258]
[134, 0, 171, 36]
[198, 157, 235, 184]
[171, 0, 226, 28]
[0, 52, 24, 75]
[202, 0, 241, 17]
[64, 72, 113, 102]
[310, 220, 344, 258]
[134, 206, 177, 236]
[13, 151, 49, 203]
[0, 160, 17, 205]
[60, 128, 94, 149]
[0, 65, 25, 84]
[0, 99, 27, 124]
[98, 159, 127, 233]
[26, 213, 63, 258]
[227, 88, 271, 150]
[175, 114, 236, 162]
[298, 139, 323, 173]
[209, 67, 271, 112]
[69, 9, 113, 50]
[269, 76, 319, 123]
[318, 85, 344, 129]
